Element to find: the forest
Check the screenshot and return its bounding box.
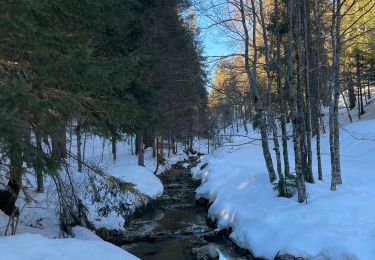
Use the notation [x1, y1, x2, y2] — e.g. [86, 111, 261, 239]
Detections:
[0, 0, 207, 233]
[204, 0, 375, 198]
[0, 0, 374, 259]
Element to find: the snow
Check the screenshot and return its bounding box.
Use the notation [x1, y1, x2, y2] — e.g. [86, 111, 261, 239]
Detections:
[1, 135, 190, 235]
[4, 90, 372, 258]
[192, 119, 375, 259]
[0, 134, 189, 259]
[329, 87, 375, 126]
[0, 232, 139, 260]
[78, 137, 165, 198]
[71, 226, 103, 241]
[81, 140, 188, 229]
[182, 163, 190, 168]
[116, 165, 163, 197]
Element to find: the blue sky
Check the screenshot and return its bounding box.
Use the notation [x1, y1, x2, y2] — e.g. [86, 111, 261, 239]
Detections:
[197, 14, 234, 78]
[198, 13, 232, 57]
[201, 30, 229, 57]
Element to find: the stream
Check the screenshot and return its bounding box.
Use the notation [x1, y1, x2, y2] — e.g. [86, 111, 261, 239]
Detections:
[121, 157, 250, 260]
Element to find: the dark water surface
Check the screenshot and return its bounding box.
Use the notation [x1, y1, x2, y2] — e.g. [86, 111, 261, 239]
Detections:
[122, 159, 248, 260]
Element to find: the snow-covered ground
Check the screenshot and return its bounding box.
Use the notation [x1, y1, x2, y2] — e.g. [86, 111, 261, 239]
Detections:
[2, 91, 373, 259]
[192, 108, 375, 258]
[331, 87, 375, 126]
[0, 135, 189, 259]
[0, 227, 139, 260]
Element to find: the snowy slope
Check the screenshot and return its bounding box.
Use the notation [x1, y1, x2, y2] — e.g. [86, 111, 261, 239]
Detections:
[192, 119, 375, 259]
[329, 87, 375, 126]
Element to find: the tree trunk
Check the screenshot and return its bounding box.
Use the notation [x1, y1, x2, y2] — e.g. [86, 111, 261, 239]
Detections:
[52, 123, 67, 159]
[367, 75, 371, 100]
[303, 0, 314, 183]
[341, 91, 353, 123]
[130, 134, 134, 155]
[287, 0, 306, 202]
[275, 0, 290, 177]
[348, 75, 356, 109]
[76, 121, 83, 172]
[356, 54, 365, 115]
[35, 130, 44, 192]
[259, 0, 285, 189]
[60, 123, 67, 159]
[240, 0, 276, 183]
[272, 119, 286, 196]
[111, 135, 117, 162]
[152, 135, 157, 158]
[82, 132, 87, 162]
[316, 124, 323, 181]
[5, 143, 23, 216]
[330, 0, 343, 190]
[168, 129, 172, 157]
[137, 131, 144, 166]
[296, 0, 308, 183]
[295, 0, 308, 199]
[135, 134, 139, 155]
[242, 96, 249, 134]
[360, 82, 364, 115]
[314, 0, 323, 181]
[158, 135, 164, 162]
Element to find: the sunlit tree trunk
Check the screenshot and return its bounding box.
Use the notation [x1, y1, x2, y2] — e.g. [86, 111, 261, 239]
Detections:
[330, 0, 343, 190]
[259, 0, 285, 194]
[239, 0, 276, 183]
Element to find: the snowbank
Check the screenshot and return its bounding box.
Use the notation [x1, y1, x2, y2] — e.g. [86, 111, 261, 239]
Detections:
[0, 134, 195, 260]
[0, 135, 194, 259]
[0, 232, 139, 260]
[192, 119, 375, 259]
[82, 140, 190, 229]
[6, 136, 169, 235]
[80, 137, 165, 198]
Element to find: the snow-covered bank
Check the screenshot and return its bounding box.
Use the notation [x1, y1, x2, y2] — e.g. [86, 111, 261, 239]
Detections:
[82, 139, 165, 230]
[0, 135, 190, 259]
[0, 229, 139, 260]
[81, 138, 194, 229]
[0, 137, 167, 236]
[192, 119, 375, 259]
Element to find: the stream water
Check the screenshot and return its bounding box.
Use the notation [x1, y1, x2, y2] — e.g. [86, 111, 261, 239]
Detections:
[121, 158, 250, 260]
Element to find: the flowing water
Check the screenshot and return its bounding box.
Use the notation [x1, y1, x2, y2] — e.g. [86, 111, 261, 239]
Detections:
[120, 158, 250, 260]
